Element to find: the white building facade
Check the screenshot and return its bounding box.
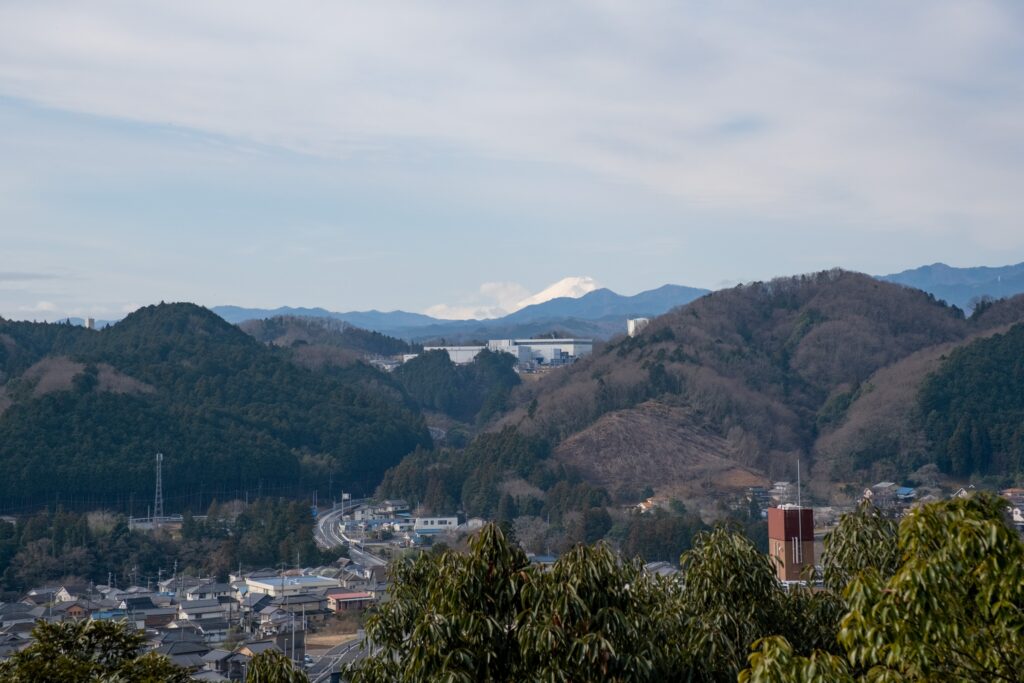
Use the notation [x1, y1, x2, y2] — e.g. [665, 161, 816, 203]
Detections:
[414, 517, 459, 534]
[423, 338, 593, 368]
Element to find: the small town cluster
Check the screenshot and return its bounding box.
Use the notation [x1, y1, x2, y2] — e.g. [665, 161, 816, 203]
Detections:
[0, 560, 380, 680]
[3, 484, 1022, 681]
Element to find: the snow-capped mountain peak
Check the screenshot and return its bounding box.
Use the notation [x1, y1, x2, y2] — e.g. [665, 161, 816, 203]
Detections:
[515, 276, 600, 309]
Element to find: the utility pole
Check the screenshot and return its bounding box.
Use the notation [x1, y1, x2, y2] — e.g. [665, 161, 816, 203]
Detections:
[797, 458, 803, 565]
[154, 453, 164, 523]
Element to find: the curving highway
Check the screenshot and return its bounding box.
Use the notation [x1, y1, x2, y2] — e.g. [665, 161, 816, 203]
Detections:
[314, 498, 388, 569]
[314, 498, 367, 549]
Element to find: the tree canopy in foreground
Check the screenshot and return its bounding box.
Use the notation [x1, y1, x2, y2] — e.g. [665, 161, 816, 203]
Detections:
[346, 494, 1023, 682]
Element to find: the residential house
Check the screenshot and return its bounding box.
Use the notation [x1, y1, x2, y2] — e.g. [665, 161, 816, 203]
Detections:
[350, 499, 411, 522]
[768, 482, 795, 505]
[120, 596, 157, 613]
[178, 599, 226, 622]
[643, 561, 679, 578]
[158, 576, 205, 597]
[0, 602, 35, 630]
[186, 582, 233, 601]
[239, 593, 272, 633]
[153, 639, 210, 671]
[199, 649, 232, 679]
[20, 588, 59, 607]
[257, 605, 291, 634]
[143, 607, 179, 629]
[224, 641, 282, 680]
[194, 618, 230, 644]
[863, 482, 898, 508]
[1001, 487, 1024, 507]
[51, 599, 96, 621]
[326, 589, 374, 613]
[53, 583, 92, 603]
[896, 486, 916, 503]
[0, 633, 29, 659]
[269, 593, 331, 625]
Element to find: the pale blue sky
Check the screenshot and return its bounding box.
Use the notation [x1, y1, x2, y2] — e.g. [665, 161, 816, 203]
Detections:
[1, 1, 1022, 320]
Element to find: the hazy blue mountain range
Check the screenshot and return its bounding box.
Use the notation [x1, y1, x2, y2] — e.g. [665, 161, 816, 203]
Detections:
[500, 285, 709, 323]
[879, 262, 1024, 310]
[211, 262, 1024, 341]
[213, 284, 711, 342]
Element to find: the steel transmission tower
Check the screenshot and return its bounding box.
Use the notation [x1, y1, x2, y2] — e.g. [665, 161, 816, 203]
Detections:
[154, 453, 164, 521]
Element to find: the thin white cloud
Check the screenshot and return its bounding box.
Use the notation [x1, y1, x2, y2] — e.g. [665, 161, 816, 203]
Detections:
[425, 281, 530, 320]
[0, 1, 1021, 248]
[0, 272, 54, 281]
[24, 300, 57, 312]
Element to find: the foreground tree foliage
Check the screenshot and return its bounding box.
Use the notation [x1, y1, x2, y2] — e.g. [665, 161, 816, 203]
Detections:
[348, 494, 1022, 682]
[347, 525, 838, 681]
[820, 500, 900, 593]
[0, 620, 190, 683]
[246, 649, 310, 683]
[742, 493, 1024, 682]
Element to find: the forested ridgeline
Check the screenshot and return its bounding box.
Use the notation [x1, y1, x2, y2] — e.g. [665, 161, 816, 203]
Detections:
[377, 428, 720, 560]
[0, 498, 332, 595]
[919, 323, 1024, 477]
[491, 270, 1024, 485]
[238, 315, 418, 357]
[0, 303, 430, 512]
[346, 494, 1024, 683]
[392, 348, 521, 425]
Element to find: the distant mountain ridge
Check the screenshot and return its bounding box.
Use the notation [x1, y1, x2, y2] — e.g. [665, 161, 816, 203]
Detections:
[212, 283, 710, 342]
[501, 285, 709, 323]
[209, 260, 1024, 341]
[879, 261, 1024, 310]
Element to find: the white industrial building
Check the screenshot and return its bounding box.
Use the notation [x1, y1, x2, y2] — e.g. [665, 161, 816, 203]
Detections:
[423, 338, 593, 369]
[423, 345, 485, 364]
[627, 318, 650, 337]
[245, 575, 339, 598]
[414, 517, 459, 534]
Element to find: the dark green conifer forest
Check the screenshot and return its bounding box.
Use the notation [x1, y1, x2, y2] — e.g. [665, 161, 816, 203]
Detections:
[0, 304, 430, 512]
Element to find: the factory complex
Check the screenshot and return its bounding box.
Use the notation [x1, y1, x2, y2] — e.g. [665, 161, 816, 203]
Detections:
[421, 337, 593, 369]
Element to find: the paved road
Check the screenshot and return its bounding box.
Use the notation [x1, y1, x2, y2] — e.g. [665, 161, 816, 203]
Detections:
[308, 634, 368, 682]
[348, 544, 388, 568]
[314, 499, 368, 549]
[314, 498, 389, 568]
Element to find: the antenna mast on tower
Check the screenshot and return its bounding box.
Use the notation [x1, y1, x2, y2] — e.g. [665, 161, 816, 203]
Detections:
[154, 453, 164, 521]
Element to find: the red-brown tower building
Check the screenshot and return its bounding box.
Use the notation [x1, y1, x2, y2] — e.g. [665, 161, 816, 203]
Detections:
[767, 505, 814, 582]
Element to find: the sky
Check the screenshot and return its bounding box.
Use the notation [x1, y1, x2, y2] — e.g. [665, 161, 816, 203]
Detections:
[1, 1, 1023, 321]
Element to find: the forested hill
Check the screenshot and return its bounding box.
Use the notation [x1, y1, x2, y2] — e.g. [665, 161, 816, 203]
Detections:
[238, 315, 417, 358]
[0, 303, 430, 513]
[490, 270, 1024, 496]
